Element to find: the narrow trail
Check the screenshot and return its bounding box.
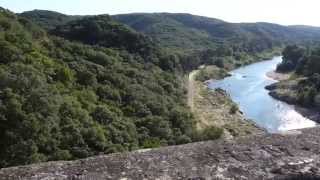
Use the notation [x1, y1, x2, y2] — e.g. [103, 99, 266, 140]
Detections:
[186, 67, 263, 139]
[187, 70, 199, 111]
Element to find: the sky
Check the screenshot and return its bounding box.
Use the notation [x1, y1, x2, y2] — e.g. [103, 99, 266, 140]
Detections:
[1, 0, 320, 26]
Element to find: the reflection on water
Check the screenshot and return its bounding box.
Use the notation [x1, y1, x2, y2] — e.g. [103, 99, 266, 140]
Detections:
[208, 56, 316, 132]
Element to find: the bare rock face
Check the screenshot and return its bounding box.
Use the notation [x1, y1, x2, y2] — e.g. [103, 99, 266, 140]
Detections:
[1, 127, 320, 180]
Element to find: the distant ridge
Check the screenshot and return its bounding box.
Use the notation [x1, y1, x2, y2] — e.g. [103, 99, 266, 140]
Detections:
[113, 13, 320, 52]
[20, 10, 320, 53]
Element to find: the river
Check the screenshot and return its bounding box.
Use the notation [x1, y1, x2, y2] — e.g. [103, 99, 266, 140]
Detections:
[208, 56, 316, 132]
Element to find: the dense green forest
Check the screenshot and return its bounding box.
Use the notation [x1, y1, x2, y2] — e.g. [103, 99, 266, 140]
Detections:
[113, 13, 320, 53]
[23, 10, 320, 71]
[0, 8, 204, 168]
[276, 45, 320, 107]
[0, 7, 320, 168]
[19, 10, 82, 30]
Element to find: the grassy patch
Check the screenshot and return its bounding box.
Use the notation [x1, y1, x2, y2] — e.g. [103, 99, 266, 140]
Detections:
[195, 65, 229, 81]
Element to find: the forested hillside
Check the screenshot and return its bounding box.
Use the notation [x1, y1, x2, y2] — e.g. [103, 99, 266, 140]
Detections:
[0, 7, 225, 168]
[20, 10, 283, 71]
[24, 10, 320, 70]
[113, 13, 320, 53]
[20, 10, 81, 30]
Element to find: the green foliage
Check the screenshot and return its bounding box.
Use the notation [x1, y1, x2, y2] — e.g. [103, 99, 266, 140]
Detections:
[0, 40, 23, 63]
[114, 13, 320, 56]
[277, 45, 306, 72]
[192, 126, 223, 141]
[304, 55, 320, 76]
[52, 15, 157, 60]
[230, 104, 239, 114]
[0, 9, 199, 168]
[20, 10, 80, 30]
[142, 137, 162, 148]
[195, 66, 229, 81]
[279, 45, 320, 107]
[202, 126, 223, 140]
[22, 10, 308, 73]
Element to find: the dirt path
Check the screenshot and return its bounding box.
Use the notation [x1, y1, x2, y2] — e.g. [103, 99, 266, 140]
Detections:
[187, 68, 264, 139]
[187, 70, 199, 111]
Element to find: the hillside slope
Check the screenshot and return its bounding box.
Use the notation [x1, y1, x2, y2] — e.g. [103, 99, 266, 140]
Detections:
[0, 7, 216, 168]
[22, 10, 320, 55]
[113, 13, 320, 53]
[20, 10, 81, 30]
[18, 10, 308, 71]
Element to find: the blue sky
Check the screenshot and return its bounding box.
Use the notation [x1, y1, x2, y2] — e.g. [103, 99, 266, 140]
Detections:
[1, 0, 320, 26]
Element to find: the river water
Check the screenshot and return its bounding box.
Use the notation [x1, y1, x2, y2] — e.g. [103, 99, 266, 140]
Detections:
[208, 56, 316, 132]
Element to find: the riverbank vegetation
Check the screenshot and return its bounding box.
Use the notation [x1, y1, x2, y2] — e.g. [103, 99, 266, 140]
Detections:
[269, 45, 320, 108]
[192, 81, 264, 139]
[195, 65, 229, 82]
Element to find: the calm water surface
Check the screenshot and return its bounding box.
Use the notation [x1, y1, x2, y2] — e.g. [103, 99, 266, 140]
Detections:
[208, 56, 316, 132]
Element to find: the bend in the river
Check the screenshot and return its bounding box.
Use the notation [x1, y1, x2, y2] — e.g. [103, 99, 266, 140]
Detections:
[209, 56, 316, 132]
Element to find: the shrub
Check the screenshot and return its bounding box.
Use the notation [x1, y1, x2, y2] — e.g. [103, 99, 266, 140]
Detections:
[230, 104, 239, 114]
[201, 126, 223, 141]
[142, 137, 162, 148]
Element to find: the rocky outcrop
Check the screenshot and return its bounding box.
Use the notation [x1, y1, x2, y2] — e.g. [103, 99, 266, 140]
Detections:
[268, 90, 298, 105]
[265, 80, 299, 105]
[1, 127, 320, 180]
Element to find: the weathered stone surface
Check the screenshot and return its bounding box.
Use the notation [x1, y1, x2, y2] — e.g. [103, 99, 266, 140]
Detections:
[1, 127, 320, 180]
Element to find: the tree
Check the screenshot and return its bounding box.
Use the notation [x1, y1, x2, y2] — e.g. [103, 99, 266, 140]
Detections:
[277, 45, 305, 72]
[91, 106, 117, 125]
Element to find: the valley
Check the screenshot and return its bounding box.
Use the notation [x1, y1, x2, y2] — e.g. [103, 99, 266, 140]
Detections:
[208, 56, 316, 132]
[0, 6, 320, 172]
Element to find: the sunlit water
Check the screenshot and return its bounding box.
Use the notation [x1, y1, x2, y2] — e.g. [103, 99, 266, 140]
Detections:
[208, 56, 316, 132]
